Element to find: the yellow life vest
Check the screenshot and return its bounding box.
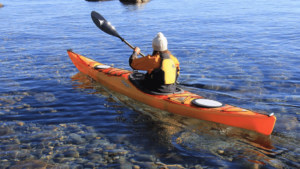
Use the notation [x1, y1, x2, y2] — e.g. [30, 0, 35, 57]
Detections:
[150, 53, 177, 85]
[161, 54, 176, 84]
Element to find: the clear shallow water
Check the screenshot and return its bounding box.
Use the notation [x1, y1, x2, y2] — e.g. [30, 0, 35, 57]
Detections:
[0, 0, 300, 168]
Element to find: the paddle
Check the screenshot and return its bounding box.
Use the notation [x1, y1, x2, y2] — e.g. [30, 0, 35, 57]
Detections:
[91, 11, 145, 57]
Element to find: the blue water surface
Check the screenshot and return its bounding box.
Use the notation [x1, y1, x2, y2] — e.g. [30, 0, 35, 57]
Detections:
[1, 0, 300, 168]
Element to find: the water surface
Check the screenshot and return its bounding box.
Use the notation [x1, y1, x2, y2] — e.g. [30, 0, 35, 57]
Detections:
[0, 0, 300, 168]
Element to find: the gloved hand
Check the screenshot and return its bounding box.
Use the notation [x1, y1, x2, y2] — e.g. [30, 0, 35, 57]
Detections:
[134, 47, 140, 55]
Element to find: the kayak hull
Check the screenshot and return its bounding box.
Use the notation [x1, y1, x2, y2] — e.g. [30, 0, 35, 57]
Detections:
[67, 50, 276, 135]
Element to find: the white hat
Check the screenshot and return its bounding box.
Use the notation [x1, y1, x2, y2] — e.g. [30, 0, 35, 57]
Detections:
[152, 32, 168, 51]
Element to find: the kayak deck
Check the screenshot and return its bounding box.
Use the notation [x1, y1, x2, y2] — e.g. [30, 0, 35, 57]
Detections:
[67, 50, 276, 135]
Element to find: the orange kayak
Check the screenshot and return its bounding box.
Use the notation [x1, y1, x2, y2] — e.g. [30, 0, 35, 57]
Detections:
[67, 50, 276, 135]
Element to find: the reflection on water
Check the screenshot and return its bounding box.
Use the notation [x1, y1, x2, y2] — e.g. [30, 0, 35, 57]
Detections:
[121, 3, 148, 12]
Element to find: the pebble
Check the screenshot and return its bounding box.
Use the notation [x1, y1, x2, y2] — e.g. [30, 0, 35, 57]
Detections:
[91, 139, 110, 146]
[75, 158, 87, 164]
[15, 121, 25, 126]
[118, 158, 133, 169]
[93, 147, 103, 152]
[0, 127, 14, 136]
[136, 162, 157, 168]
[3, 144, 19, 151]
[86, 153, 102, 160]
[113, 156, 120, 160]
[55, 153, 64, 158]
[195, 164, 203, 169]
[69, 133, 86, 144]
[104, 144, 116, 150]
[130, 158, 136, 163]
[85, 147, 96, 155]
[82, 133, 98, 141]
[0, 162, 11, 169]
[64, 150, 80, 158]
[12, 139, 21, 144]
[1, 159, 9, 162]
[106, 149, 129, 155]
[55, 157, 76, 163]
[133, 165, 140, 169]
[133, 153, 156, 162]
[25, 155, 35, 161]
[77, 148, 89, 156]
[17, 150, 30, 158]
[59, 124, 67, 128]
[127, 154, 134, 158]
[108, 157, 114, 163]
[83, 162, 95, 168]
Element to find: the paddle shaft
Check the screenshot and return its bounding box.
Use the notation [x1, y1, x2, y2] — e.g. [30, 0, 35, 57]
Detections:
[121, 38, 145, 57]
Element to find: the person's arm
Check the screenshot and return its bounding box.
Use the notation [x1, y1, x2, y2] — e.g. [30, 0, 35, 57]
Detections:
[130, 51, 161, 71]
[129, 47, 141, 70]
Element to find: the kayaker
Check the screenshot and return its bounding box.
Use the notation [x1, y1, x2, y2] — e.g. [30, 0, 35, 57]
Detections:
[129, 32, 180, 93]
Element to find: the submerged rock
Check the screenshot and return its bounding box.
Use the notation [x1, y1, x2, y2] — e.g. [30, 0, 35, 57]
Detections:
[64, 150, 80, 158]
[87, 153, 102, 161]
[0, 3, 3, 8]
[69, 133, 86, 144]
[0, 162, 11, 169]
[133, 154, 155, 162]
[0, 127, 14, 136]
[105, 149, 129, 155]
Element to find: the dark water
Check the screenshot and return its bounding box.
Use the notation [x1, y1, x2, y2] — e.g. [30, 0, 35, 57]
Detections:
[1, 0, 300, 168]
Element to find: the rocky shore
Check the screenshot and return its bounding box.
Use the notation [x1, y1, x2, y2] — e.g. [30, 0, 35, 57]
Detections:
[85, 0, 150, 3]
[0, 121, 204, 169]
[119, 0, 150, 3]
[85, 0, 113, 2]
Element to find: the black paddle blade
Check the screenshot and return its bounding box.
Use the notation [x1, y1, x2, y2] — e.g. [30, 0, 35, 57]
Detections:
[91, 11, 121, 39]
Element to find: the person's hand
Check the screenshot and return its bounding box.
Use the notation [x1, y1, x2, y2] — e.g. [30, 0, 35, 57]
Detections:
[134, 47, 140, 55]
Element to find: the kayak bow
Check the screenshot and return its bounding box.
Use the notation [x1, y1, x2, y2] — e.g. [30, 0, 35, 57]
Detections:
[67, 50, 276, 135]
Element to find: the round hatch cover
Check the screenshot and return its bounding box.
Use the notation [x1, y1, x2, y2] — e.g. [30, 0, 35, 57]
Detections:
[94, 65, 111, 69]
[192, 99, 224, 108]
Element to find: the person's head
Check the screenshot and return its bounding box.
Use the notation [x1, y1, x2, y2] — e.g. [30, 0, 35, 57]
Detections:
[152, 32, 170, 55]
[152, 32, 168, 52]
